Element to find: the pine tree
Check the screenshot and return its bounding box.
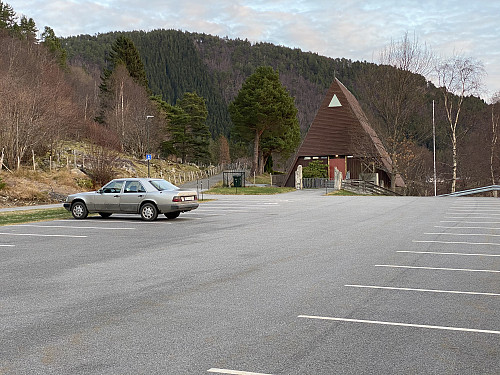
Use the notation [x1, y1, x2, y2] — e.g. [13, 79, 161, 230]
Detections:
[229, 66, 300, 174]
[41, 26, 67, 68]
[0, 1, 16, 30]
[19, 15, 37, 40]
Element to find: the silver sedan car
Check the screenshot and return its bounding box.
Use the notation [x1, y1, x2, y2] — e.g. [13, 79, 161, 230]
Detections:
[63, 178, 199, 221]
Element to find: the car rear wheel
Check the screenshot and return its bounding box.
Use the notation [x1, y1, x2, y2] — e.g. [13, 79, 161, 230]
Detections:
[98, 212, 112, 218]
[71, 201, 88, 219]
[140, 203, 158, 221]
[165, 211, 180, 219]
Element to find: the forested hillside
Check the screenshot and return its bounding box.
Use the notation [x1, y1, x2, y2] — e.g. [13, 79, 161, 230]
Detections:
[62, 30, 365, 137]
[2, 0, 499, 196]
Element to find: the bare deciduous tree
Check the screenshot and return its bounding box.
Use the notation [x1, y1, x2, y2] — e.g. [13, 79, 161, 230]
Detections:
[0, 33, 83, 169]
[99, 65, 161, 158]
[357, 32, 434, 190]
[435, 56, 485, 192]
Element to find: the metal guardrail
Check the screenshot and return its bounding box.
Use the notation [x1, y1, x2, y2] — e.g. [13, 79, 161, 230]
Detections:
[438, 185, 500, 197]
[342, 179, 401, 196]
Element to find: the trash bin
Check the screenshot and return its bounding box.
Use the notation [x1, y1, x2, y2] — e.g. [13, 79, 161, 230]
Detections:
[233, 175, 242, 187]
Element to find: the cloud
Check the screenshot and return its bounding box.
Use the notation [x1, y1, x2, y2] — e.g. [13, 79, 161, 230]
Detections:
[8, 0, 500, 95]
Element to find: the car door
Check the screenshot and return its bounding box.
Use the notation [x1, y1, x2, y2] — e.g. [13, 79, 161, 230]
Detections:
[93, 180, 124, 212]
[119, 180, 146, 213]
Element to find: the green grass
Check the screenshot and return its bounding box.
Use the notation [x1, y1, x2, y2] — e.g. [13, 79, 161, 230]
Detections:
[0, 208, 74, 226]
[246, 174, 274, 185]
[205, 186, 296, 195]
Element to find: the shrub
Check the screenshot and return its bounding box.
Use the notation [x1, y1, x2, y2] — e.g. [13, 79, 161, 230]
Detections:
[302, 160, 328, 178]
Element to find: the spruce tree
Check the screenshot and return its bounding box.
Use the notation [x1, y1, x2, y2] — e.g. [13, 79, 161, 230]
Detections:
[177, 92, 211, 164]
[97, 35, 149, 124]
[105, 35, 149, 90]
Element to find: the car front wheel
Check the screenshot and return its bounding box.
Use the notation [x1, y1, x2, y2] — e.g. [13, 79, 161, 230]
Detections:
[71, 201, 88, 219]
[165, 211, 180, 219]
[140, 203, 158, 221]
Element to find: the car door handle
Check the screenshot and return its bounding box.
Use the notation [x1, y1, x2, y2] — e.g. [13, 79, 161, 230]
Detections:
[138, 195, 144, 197]
[113, 195, 120, 197]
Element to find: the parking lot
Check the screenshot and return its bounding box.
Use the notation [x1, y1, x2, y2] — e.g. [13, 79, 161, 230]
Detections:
[1, 191, 499, 374]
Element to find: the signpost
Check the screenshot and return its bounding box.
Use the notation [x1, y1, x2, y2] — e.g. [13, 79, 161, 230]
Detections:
[146, 115, 154, 177]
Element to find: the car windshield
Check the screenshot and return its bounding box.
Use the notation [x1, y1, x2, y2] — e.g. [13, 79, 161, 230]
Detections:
[149, 179, 179, 191]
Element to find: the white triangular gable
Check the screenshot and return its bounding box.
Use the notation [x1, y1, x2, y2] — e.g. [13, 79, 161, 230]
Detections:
[328, 94, 342, 107]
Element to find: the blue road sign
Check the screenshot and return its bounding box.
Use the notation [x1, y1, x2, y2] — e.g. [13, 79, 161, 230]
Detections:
[146, 154, 152, 160]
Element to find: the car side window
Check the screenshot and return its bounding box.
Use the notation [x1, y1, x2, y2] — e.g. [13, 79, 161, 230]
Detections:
[124, 181, 146, 193]
[102, 181, 124, 194]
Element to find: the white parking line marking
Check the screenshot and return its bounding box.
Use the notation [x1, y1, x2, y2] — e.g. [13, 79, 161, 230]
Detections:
[298, 315, 500, 335]
[375, 264, 500, 273]
[197, 209, 262, 213]
[208, 369, 273, 375]
[413, 240, 500, 246]
[345, 284, 500, 296]
[448, 209, 500, 212]
[16, 224, 136, 230]
[435, 225, 500, 230]
[184, 213, 226, 216]
[398, 250, 500, 257]
[445, 216, 500, 219]
[0, 244, 15, 247]
[441, 221, 500, 224]
[0, 232, 87, 238]
[446, 213, 500, 215]
[425, 232, 500, 237]
[58, 219, 138, 224]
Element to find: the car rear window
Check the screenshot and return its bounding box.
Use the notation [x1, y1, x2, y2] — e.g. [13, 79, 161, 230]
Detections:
[149, 179, 179, 191]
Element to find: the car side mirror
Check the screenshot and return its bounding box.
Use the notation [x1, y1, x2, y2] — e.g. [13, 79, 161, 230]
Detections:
[98, 189, 103, 194]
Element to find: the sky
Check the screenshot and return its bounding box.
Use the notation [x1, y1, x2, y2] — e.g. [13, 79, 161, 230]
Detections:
[8, 0, 500, 100]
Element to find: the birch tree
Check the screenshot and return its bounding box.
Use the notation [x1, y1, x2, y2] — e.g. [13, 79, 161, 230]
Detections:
[436, 56, 485, 192]
[491, 92, 500, 192]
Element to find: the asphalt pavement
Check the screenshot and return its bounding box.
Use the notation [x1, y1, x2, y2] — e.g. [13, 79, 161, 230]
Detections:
[1, 192, 499, 374]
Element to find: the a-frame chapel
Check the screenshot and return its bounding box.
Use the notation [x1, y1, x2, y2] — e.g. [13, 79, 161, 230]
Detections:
[283, 78, 404, 188]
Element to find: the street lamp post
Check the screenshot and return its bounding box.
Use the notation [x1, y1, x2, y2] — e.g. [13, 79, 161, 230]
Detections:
[146, 115, 154, 177]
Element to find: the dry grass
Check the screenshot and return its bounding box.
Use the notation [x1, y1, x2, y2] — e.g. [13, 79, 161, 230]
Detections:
[0, 169, 88, 208]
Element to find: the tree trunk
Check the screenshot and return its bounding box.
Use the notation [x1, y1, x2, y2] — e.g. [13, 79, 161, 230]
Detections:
[390, 152, 396, 191]
[252, 130, 260, 175]
[451, 132, 457, 193]
[491, 107, 498, 197]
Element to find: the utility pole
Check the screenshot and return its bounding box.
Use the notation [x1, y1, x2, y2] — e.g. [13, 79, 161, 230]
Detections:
[433, 100, 437, 196]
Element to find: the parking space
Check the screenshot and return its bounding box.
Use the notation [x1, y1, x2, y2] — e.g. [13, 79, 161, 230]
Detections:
[294, 197, 500, 373]
[2, 194, 500, 374]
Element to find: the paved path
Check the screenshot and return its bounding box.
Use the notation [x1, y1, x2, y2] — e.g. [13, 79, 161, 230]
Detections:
[0, 203, 61, 213]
